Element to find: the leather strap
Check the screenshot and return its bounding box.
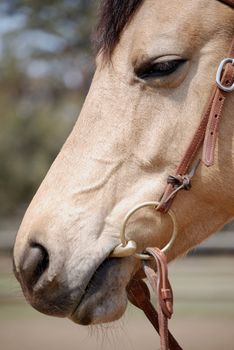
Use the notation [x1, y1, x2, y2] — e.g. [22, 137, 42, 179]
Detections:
[203, 47, 234, 165]
[127, 248, 183, 350]
[157, 36, 234, 212]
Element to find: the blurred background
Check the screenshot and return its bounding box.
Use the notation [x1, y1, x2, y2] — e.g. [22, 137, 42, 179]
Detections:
[0, 1, 233, 349]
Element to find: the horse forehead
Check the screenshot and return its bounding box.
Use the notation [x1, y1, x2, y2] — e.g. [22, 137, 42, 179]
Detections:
[133, 0, 205, 29]
[128, 0, 224, 50]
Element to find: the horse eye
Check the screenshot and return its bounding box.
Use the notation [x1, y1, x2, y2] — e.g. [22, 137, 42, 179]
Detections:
[135, 59, 186, 80]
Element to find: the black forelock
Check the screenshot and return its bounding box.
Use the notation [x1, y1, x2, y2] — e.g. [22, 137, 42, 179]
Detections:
[94, 0, 144, 59]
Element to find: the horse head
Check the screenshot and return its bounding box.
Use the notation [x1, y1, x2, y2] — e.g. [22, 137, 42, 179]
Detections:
[13, 0, 234, 326]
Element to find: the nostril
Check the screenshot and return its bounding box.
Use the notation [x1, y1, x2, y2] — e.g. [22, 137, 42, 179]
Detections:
[20, 243, 49, 290]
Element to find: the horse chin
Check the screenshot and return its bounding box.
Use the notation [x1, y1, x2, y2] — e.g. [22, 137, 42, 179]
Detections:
[69, 257, 134, 325]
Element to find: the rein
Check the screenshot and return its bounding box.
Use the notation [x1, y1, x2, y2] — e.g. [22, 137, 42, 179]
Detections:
[111, 1, 234, 349]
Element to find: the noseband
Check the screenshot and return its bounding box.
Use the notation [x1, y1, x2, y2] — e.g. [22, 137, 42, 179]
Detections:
[111, 1, 234, 349]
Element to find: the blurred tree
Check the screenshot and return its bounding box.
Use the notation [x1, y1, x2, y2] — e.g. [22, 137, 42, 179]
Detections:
[0, 0, 97, 216]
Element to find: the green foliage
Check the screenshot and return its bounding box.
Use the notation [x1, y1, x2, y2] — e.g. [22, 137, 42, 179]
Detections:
[0, 0, 96, 216]
[0, 93, 79, 215]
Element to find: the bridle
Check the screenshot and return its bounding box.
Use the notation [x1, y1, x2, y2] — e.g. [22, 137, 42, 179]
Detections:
[110, 1, 234, 349]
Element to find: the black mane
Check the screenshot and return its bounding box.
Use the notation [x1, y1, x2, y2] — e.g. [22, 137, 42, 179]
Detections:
[94, 0, 144, 59]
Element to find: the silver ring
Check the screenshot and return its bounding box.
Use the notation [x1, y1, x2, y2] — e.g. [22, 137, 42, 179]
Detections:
[110, 201, 178, 260]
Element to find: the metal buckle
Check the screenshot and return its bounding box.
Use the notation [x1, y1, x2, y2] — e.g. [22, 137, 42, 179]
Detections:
[216, 57, 234, 92]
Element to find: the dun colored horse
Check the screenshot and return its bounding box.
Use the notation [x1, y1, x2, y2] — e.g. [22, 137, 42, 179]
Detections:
[14, 0, 233, 331]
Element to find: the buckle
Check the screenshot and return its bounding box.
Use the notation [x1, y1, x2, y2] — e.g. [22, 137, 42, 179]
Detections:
[216, 57, 234, 92]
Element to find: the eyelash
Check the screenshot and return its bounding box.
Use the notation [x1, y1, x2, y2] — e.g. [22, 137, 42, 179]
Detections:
[135, 59, 186, 80]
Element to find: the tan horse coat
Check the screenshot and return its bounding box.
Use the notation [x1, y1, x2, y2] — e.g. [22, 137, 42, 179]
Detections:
[14, 0, 234, 325]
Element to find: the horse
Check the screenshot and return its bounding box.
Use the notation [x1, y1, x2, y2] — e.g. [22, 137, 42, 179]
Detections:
[13, 0, 234, 332]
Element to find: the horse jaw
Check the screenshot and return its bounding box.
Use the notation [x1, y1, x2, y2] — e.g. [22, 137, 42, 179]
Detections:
[13, 0, 234, 325]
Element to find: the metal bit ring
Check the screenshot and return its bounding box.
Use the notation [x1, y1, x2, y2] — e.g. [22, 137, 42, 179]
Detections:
[111, 201, 178, 260]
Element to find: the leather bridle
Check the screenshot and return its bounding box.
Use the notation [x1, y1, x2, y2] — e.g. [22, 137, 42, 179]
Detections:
[111, 0, 234, 349]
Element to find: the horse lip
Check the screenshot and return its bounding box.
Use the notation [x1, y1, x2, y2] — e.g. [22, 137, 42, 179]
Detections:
[69, 242, 118, 320]
[70, 275, 94, 318]
[69, 264, 102, 321]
